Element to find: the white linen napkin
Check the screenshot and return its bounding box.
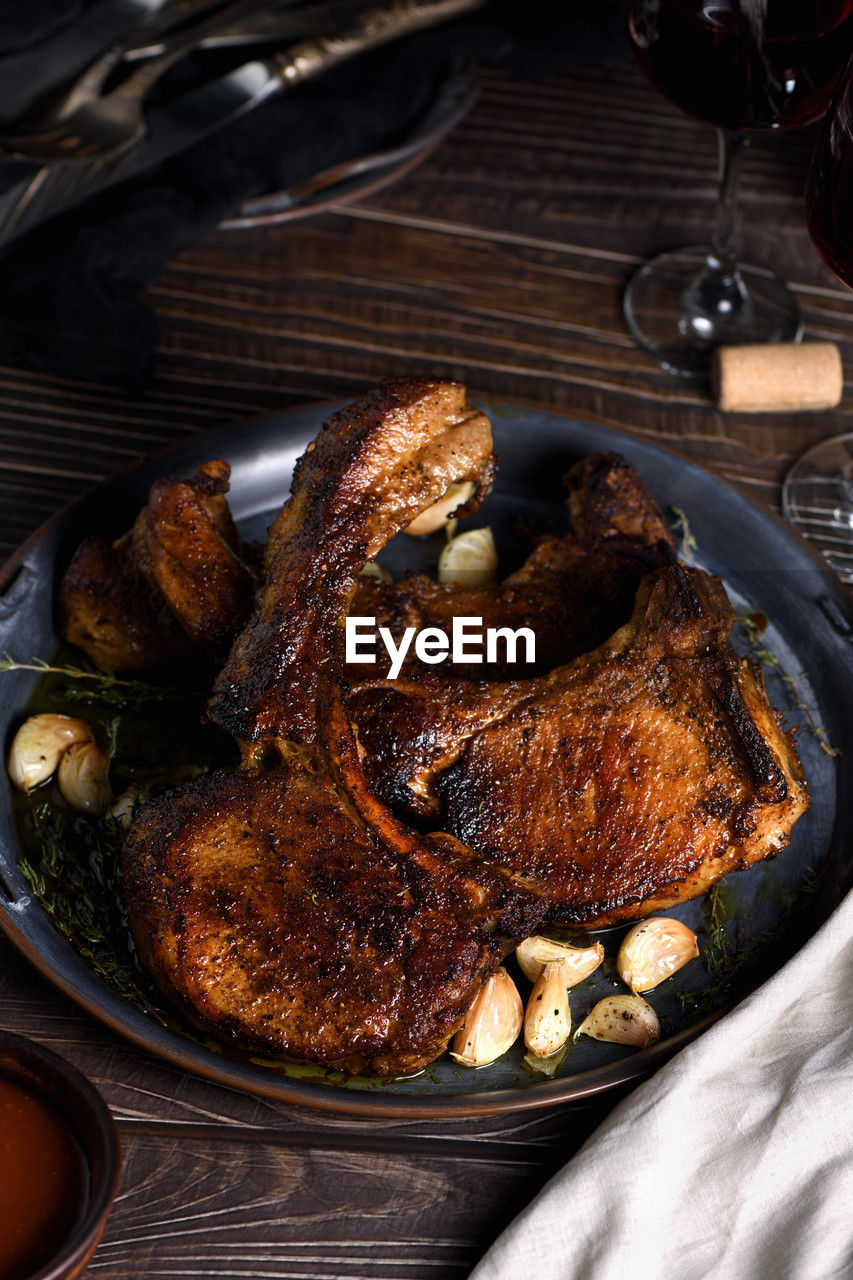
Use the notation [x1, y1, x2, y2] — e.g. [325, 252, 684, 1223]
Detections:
[470, 889, 853, 1280]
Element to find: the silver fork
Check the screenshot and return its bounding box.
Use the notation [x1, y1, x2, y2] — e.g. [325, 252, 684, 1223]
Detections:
[0, 0, 482, 248]
[0, 0, 279, 163]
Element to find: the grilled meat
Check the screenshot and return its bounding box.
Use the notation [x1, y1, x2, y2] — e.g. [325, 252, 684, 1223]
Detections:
[114, 377, 808, 1070]
[350, 451, 677, 679]
[207, 380, 497, 744]
[59, 447, 674, 685]
[124, 757, 542, 1076]
[348, 450, 679, 812]
[56, 530, 196, 675]
[58, 460, 256, 673]
[128, 458, 255, 656]
[352, 564, 810, 927]
[124, 380, 546, 1076]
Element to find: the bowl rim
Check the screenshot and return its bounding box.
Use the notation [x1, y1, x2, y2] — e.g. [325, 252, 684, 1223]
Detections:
[0, 1028, 121, 1280]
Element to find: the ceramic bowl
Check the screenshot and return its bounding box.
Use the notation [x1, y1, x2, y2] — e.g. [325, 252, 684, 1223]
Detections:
[0, 1029, 121, 1280]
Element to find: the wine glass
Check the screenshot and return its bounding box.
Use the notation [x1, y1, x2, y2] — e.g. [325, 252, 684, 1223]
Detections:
[783, 53, 853, 583]
[625, 0, 853, 379]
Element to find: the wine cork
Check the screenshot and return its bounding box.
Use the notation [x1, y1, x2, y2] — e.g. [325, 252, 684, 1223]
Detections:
[712, 342, 843, 412]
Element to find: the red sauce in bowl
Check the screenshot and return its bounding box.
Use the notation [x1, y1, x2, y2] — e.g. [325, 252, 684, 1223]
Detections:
[0, 1076, 87, 1280]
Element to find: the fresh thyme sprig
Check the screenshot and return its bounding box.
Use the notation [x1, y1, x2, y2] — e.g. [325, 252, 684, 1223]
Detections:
[103, 715, 120, 764]
[18, 802, 164, 1017]
[699, 881, 735, 978]
[733, 612, 840, 757]
[0, 654, 192, 708]
[670, 507, 697, 563]
[680, 870, 822, 1017]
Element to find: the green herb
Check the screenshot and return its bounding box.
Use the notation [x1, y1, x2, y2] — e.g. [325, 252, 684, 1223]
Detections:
[670, 507, 697, 562]
[0, 654, 190, 708]
[17, 802, 165, 1019]
[8, 649, 247, 1062]
[679, 869, 821, 1016]
[733, 611, 840, 756]
[103, 715, 120, 763]
[700, 881, 735, 978]
[523, 1047, 566, 1078]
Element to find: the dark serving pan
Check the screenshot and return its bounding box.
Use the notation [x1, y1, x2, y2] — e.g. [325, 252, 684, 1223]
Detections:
[0, 399, 850, 1117]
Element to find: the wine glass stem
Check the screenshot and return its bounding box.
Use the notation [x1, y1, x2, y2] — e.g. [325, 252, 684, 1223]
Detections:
[680, 128, 752, 328]
[709, 128, 748, 278]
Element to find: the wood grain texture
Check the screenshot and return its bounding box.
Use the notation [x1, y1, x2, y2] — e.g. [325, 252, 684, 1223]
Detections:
[1, 58, 851, 1279]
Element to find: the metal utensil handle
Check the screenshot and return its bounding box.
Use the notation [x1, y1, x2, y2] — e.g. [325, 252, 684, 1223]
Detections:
[126, 0, 230, 45]
[129, 0, 385, 58]
[273, 0, 483, 86]
[63, 0, 231, 103]
[119, 0, 281, 96]
[19, 0, 243, 121]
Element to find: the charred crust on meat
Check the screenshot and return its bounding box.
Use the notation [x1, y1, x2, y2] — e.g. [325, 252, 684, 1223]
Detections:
[123, 380, 549, 1076]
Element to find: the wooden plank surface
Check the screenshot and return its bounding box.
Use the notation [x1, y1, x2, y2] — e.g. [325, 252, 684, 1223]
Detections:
[0, 58, 851, 1279]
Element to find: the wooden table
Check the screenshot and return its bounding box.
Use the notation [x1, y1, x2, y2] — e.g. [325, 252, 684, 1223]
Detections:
[1, 59, 851, 1280]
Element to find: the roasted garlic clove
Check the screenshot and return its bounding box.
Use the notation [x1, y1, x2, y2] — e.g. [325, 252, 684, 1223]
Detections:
[516, 935, 604, 985]
[450, 967, 522, 1067]
[359, 560, 392, 583]
[617, 918, 699, 994]
[7, 714, 93, 791]
[524, 960, 572, 1059]
[576, 995, 660, 1048]
[405, 481, 477, 537]
[438, 527, 498, 587]
[57, 740, 113, 814]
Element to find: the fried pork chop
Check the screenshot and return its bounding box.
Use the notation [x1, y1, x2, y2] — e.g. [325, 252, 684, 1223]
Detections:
[109, 377, 808, 1070]
[124, 762, 541, 1076]
[58, 446, 674, 684]
[350, 564, 810, 927]
[123, 379, 546, 1075]
[351, 451, 677, 679]
[58, 460, 256, 673]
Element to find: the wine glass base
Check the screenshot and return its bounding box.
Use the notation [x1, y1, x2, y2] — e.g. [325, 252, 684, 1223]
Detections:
[624, 247, 803, 379]
[782, 434, 853, 583]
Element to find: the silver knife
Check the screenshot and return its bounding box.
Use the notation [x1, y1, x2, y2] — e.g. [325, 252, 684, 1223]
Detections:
[0, 0, 482, 251]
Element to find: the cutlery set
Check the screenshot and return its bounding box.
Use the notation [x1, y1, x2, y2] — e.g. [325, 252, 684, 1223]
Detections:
[0, 0, 482, 249]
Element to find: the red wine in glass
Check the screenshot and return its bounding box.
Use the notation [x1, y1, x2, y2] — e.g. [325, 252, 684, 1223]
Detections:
[625, 0, 853, 378]
[784, 55, 853, 582]
[632, 1, 853, 132]
[806, 53, 853, 286]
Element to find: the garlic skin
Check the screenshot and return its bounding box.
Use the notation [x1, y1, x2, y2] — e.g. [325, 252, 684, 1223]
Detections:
[617, 918, 699, 994]
[524, 960, 572, 1059]
[450, 967, 522, 1067]
[57, 740, 113, 814]
[437, 527, 498, 587]
[516, 936, 604, 985]
[405, 481, 476, 537]
[7, 714, 93, 791]
[576, 995, 661, 1048]
[359, 561, 392, 583]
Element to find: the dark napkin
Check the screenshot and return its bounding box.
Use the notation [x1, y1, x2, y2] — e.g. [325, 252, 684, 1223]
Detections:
[0, 0, 629, 387]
